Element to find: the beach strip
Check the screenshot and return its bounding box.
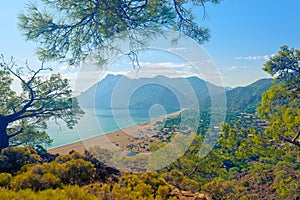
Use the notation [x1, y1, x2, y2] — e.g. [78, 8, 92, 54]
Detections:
[48, 110, 181, 155]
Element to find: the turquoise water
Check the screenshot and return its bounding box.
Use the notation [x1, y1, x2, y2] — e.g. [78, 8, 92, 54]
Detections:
[47, 108, 179, 149]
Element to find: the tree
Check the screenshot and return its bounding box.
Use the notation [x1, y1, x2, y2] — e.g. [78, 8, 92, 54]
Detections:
[263, 45, 300, 88]
[126, 144, 136, 152]
[18, 0, 221, 65]
[0, 55, 84, 151]
[258, 45, 300, 147]
[9, 125, 53, 148]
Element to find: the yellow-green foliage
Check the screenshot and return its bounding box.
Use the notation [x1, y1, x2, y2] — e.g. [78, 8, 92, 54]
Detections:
[157, 185, 171, 199]
[55, 151, 86, 163]
[83, 183, 115, 200]
[119, 172, 172, 200]
[11, 162, 64, 191]
[140, 171, 169, 190]
[202, 178, 242, 200]
[110, 153, 148, 171]
[0, 147, 179, 199]
[180, 178, 199, 193]
[161, 170, 199, 192]
[64, 159, 96, 185]
[9, 159, 96, 191]
[0, 185, 97, 200]
[0, 173, 12, 187]
[83, 172, 174, 200]
[148, 141, 167, 152]
[0, 146, 41, 174]
[271, 161, 300, 199]
[161, 170, 183, 187]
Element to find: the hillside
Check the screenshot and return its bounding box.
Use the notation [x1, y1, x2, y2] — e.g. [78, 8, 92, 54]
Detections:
[226, 78, 273, 113]
[78, 75, 273, 113]
[77, 74, 222, 111]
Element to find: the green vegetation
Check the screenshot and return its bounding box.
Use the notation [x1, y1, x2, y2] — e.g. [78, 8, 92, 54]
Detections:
[1, 0, 300, 195]
[258, 45, 300, 147]
[0, 148, 208, 199]
[0, 56, 84, 151]
[225, 78, 273, 113]
[18, 0, 221, 65]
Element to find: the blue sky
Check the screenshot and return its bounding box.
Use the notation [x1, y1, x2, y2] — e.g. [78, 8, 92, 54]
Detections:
[201, 0, 300, 87]
[1, 0, 300, 88]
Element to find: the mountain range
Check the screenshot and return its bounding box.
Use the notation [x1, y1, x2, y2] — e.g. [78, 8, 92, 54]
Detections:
[77, 74, 273, 113]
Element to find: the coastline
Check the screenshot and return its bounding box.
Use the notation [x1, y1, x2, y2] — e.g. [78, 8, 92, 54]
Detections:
[48, 110, 181, 155]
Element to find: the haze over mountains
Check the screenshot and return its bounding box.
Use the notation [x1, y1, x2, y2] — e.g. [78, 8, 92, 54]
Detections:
[78, 74, 272, 113]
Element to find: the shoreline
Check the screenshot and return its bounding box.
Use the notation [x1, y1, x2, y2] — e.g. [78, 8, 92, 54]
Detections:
[48, 110, 182, 155]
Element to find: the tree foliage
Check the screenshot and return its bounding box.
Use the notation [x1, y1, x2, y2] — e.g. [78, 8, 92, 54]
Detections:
[18, 0, 221, 65]
[263, 45, 300, 86]
[10, 125, 53, 148]
[0, 146, 41, 174]
[258, 46, 300, 147]
[0, 146, 208, 200]
[0, 55, 84, 150]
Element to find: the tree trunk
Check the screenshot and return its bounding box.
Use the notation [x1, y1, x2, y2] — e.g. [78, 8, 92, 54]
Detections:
[0, 123, 9, 151]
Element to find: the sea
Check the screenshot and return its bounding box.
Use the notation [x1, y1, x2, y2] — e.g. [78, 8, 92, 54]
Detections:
[47, 107, 179, 149]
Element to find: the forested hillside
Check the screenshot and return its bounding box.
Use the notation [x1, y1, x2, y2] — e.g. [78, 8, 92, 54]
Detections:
[1, 0, 299, 198]
[78, 75, 272, 114]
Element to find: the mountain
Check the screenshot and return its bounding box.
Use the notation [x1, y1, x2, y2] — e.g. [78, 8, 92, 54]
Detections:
[226, 78, 273, 113]
[78, 75, 223, 111]
[77, 75, 273, 113]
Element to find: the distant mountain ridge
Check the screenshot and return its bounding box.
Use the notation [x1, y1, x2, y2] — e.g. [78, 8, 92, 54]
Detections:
[225, 78, 273, 112]
[78, 75, 273, 113]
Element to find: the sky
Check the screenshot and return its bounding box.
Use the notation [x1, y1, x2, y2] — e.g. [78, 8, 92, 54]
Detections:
[0, 0, 300, 90]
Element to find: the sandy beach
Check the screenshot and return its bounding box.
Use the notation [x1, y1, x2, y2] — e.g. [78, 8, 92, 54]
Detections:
[48, 110, 181, 155]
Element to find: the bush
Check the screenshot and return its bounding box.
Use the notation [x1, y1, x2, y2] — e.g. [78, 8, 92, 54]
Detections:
[11, 167, 61, 191]
[10, 158, 96, 190]
[63, 159, 96, 185]
[62, 185, 98, 200]
[157, 185, 171, 199]
[0, 173, 12, 187]
[0, 185, 98, 200]
[0, 146, 41, 174]
[119, 172, 174, 200]
[181, 178, 199, 192]
[161, 170, 184, 188]
[140, 171, 169, 191]
[83, 183, 115, 200]
[55, 151, 86, 163]
[202, 178, 239, 200]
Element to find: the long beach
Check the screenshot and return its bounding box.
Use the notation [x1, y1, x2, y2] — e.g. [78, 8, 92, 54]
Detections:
[48, 110, 181, 155]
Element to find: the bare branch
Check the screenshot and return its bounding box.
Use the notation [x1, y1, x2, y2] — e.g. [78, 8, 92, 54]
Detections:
[8, 128, 23, 139]
[292, 129, 300, 142]
[281, 136, 300, 148]
[188, 162, 200, 176]
[3, 61, 52, 120]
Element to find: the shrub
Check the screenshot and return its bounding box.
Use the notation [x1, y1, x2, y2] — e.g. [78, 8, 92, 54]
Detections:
[157, 185, 171, 199]
[161, 170, 184, 188]
[64, 159, 96, 185]
[55, 151, 86, 163]
[11, 168, 61, 191]
[181, 178, 199, 192]
[140, 171, 169, 191]
[0, 173, 12, 187]
[0, 146, 41, 174]
[202, 178, 238, 200]
[119, 172, 173, 200]
[10, 158, 96, 190]
[0, 185, 98, 200]
[62, 185, 98, 200]
[83, 183, 115, 200]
